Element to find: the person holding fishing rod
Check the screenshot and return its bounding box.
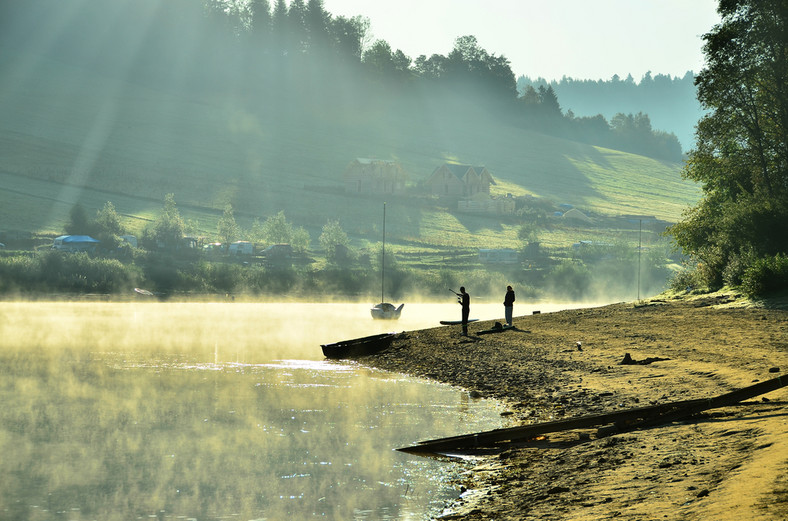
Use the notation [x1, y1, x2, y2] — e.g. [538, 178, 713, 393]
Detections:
[451, 287, 471, 336]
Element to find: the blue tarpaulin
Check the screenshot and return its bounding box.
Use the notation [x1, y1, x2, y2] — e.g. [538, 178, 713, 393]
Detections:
[58, 235, 100, 243]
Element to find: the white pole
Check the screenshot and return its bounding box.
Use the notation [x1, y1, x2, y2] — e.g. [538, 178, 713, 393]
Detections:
[638, 219, 642, 300]
[381, 203, 386, 303]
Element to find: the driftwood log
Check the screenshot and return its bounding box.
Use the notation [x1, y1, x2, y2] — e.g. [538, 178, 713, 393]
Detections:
[398, 375, 786, 454]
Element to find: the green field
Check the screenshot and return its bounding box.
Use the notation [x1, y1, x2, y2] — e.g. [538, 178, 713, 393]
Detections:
[0, 49, 699, 257]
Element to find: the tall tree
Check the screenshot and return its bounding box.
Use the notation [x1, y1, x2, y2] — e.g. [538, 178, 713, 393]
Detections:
[306, 0, 330, 51]
[413, 53, 446, 80]
[319, 219, 350, 262]
[444, 35, 516, 100]
[258, 210, 293, 245]
[150, 193, 185, 251]
[65, 204, 93, 236]
[330, 15, 368, 62]
[287, 0, 308, 53]
[362, 40, 410, 78]
[668, 0, 788, 289]
[218, 204, 240, 246]
[249, 0, 272, 48]
[271, 0, 288, 54]
[538, 85, 562, 116]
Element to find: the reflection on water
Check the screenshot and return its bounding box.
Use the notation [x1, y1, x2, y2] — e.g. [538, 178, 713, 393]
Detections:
[0, 302, 543, 520]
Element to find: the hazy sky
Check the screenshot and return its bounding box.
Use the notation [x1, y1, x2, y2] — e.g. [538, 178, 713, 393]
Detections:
[322, 0, 721, 82]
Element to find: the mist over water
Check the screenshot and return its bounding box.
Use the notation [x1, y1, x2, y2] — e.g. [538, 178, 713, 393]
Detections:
[0, 301, 592, 520]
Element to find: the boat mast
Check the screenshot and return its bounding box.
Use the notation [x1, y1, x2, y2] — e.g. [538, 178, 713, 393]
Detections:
[381, 202, 385, 304]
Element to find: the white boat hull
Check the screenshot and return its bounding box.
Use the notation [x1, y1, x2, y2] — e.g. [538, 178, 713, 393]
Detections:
[371, 302, 404, 320]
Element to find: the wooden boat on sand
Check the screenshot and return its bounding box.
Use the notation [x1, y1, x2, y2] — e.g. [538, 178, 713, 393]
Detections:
[321, 332, 397, 359]
[439, 319, 479, 325]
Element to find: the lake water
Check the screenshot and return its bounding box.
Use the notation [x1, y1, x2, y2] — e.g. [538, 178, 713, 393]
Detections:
[0, 300, 580, 520]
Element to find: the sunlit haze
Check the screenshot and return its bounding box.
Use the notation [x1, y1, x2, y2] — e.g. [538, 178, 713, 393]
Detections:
[0, 301, 518, 519]
[323, 0, 721, 81]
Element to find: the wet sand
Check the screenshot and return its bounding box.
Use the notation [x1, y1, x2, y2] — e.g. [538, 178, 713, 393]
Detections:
[360, 292, 788, 520]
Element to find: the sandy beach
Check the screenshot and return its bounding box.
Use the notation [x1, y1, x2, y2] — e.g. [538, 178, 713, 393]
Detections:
[360, 292, 788, 520]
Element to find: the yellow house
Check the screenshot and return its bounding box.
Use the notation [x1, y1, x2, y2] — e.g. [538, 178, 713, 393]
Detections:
[426, 163, 496, 197]
[343, 158, 408, 195]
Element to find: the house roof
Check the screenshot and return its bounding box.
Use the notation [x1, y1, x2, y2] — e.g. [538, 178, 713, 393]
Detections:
[433, 163, 496, 185]
[353, 158, 399, 165]
[345, 158, 406, 180]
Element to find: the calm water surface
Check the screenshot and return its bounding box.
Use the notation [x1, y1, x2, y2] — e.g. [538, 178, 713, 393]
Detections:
[0, 301, 581, 520]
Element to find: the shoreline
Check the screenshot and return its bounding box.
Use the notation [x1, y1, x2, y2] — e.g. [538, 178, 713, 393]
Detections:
[359, 292, 788, 520]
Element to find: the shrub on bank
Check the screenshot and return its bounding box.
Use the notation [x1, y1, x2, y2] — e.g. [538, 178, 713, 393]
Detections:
[741, 254, 788, 297]
[0, 251, 139, 294]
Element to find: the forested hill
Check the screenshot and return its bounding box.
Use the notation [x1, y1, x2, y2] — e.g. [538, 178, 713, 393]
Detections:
[1, 0, 686, 163]
[519, 73, 702, 151]
[0, 0, 700, 242]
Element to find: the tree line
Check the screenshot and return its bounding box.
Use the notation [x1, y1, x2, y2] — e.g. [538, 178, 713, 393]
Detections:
[668, 0, 788, 297]
[2, 0, 682, 161]
[519, 72, 701, 150]
[0, 191, 674, 300]
[66, 194, 352, 263]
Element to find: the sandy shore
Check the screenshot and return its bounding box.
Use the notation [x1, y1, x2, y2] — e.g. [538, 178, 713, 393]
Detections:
[359, 292, 788, 520]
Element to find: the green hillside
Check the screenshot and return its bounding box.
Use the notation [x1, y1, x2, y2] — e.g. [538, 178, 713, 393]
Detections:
[0, 49, 699, 253]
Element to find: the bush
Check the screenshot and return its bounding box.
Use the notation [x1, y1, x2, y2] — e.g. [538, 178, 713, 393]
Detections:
[741, 254, 788, 297]
[546, 260, 592, 300]
[0, 251, 139, 294]
[669, 266, 707, 293]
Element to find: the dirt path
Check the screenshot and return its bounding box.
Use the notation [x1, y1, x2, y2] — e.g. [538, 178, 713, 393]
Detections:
[360, 292, 788, 520]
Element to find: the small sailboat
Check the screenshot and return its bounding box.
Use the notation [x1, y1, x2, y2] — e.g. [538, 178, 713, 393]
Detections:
[371, 203, 404, 320]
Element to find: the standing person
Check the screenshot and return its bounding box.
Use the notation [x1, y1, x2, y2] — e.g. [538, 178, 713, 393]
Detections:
[458, 286, 470, 336]
[504, 285, 515, 327]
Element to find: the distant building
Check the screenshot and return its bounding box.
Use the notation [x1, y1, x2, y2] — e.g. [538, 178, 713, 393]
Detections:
[426, 163, 496, 197]
[52, 235, 100, 253]
[458, 193, 515, 215]
[343, 158, 408, 195]
[478, 248, 519, 264]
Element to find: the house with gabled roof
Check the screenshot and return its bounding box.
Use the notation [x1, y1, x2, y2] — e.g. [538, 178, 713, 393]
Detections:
[343, 158, 408, 195]
[425, 163, 496, 197]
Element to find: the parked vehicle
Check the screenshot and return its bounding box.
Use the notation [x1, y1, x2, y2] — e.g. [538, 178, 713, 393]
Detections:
[228, 241, 254, 255]
[262, 244, 292, 258]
